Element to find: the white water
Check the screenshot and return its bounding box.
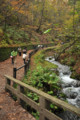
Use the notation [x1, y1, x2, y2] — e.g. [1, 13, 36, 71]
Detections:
[45, 57, 80, 108]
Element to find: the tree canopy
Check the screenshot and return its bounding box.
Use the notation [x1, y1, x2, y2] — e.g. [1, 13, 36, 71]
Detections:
[0, 0, 80, 46]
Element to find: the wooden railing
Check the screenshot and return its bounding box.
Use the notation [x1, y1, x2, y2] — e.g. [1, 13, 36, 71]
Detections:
[5, 75, 80, 120]
[13, 48, 38, 78]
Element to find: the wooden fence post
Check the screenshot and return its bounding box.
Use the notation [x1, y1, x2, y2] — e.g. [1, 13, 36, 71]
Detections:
[24, 63, 27, 75]
[13, 67, 16, 78]
[39, 97, 51, 120]
[4, 75, 80, 120]
[17, 85, 20, 103]
[5, 78, 11, 91]
[7, 78, 11, 85]
[27, 59, 30, 69]
[39, 96, 46, 120]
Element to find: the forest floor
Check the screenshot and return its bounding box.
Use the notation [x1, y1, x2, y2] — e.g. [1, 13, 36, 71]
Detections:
[0, 50, 36, 120]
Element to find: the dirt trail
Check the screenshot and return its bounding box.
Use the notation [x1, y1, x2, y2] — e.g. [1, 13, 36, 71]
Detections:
[0, 50, 35, 120]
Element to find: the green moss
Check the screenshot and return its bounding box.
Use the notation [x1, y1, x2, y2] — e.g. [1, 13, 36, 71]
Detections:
[44, 61, 57, 69]
[34, 49, 57, 69]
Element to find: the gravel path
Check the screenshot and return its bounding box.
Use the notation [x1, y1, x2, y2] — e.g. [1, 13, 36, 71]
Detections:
[0, 50, 36, 120]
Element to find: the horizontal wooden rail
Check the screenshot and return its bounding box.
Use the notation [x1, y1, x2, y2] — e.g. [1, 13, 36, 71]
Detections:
[16, 64, 26, 71]
[5, 75, 80, 120]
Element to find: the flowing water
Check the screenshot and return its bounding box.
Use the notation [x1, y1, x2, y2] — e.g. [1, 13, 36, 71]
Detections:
[45, 57, 80, 120]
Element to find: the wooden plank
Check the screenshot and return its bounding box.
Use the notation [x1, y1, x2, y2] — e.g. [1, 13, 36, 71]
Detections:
[39, 96, 45, 120]
[6, 84, 40, 111]
[17, 85, 20, 103]
[43, 109, 62, 120]
[19, 93, 40, 111]
[5, 75, 80, 117]
[6, 84, 62, 120]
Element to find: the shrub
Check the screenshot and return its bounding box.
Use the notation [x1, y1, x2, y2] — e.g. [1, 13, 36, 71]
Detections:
[23, 65, 60, 96]
[68, 57, 75, 66]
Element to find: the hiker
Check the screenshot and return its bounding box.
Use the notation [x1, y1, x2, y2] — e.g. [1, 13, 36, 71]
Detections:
[22, 48, 27, 64]
[10, 50, 17, 64]
[10, 50, 15, 64]
[37, 45, 43, 49]
[18, 47, 21, 56]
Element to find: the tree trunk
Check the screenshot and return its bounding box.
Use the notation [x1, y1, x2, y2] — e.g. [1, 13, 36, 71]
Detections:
[36, 0, 45, 33]
[55, 41, 76, 60]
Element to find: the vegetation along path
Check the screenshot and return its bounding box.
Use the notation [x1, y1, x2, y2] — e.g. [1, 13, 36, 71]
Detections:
[0, 50, 35, 120]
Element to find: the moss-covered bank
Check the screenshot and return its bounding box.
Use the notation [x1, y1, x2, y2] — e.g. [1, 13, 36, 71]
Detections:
[37, 44, 80, 80]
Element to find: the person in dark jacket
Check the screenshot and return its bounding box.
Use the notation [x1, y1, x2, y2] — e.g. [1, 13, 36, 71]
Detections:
[18, 47, 21, 56]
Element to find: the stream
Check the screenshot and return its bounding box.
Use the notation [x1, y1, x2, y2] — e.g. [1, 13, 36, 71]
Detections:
[45, 56, 80, 120]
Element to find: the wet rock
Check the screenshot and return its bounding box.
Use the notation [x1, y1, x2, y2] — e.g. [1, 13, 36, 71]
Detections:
[60, 111, 80, 120]
[63, 71, 70, 75]
[71, 81, 80, 87]
[49, 56, 53, 60]
[70, 92, 78, 99]
[76, 81, 80, 87]
[62, 67, 70, 75]
[62, 88, 79, 99]
[76, 96, 80, 107]
[71, 81, 77, 87]
[46, 56, 80, 109]
[62, 83, 72, 88]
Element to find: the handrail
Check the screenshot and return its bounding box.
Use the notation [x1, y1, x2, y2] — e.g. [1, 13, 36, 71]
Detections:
[5, 75, 80, 120]
[16, 64, 26, 71]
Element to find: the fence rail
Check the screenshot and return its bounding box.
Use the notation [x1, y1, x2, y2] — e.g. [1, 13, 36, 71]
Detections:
[16, 64, 26, 71]
[5, 75, 80, 120]
[13, 49, 36, 78]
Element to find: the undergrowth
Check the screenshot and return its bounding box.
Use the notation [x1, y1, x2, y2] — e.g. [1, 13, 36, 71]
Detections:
[22, 49, 65, 119]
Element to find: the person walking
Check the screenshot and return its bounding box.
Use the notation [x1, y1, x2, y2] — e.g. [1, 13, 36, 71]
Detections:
[18, 47, 21, 56]
[22, 48, 27, 64]
[10, 50, 17, 64]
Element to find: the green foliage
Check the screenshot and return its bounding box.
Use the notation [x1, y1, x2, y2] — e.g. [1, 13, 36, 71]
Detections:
[0, 25, 30, 46]
[27, 92, 39, 102]
[48, 91, 53, 95]
[68, 57, 75, 66]
[34, 51, 45, 63]
[23, 65, 60, 95]
[32, 111, 39, 120]
[13, 83, 18, 89]
[33, 35, 39, 43]
[50, 104, 58, 110]
[2, 33, 13, 45]
[34, 50, 57, 69]
[22, 48, 68, 118]
[1, 40, 8, 47]
[23, 65, 62, 117]
[71, 71, 80, 80]
[13, 30, 25, 41]
[0, 47, 15, 61]
[61, 58, 68, 64]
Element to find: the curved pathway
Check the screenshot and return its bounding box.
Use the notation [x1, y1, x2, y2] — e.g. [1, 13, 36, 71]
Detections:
[0, 50, 35, 120]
